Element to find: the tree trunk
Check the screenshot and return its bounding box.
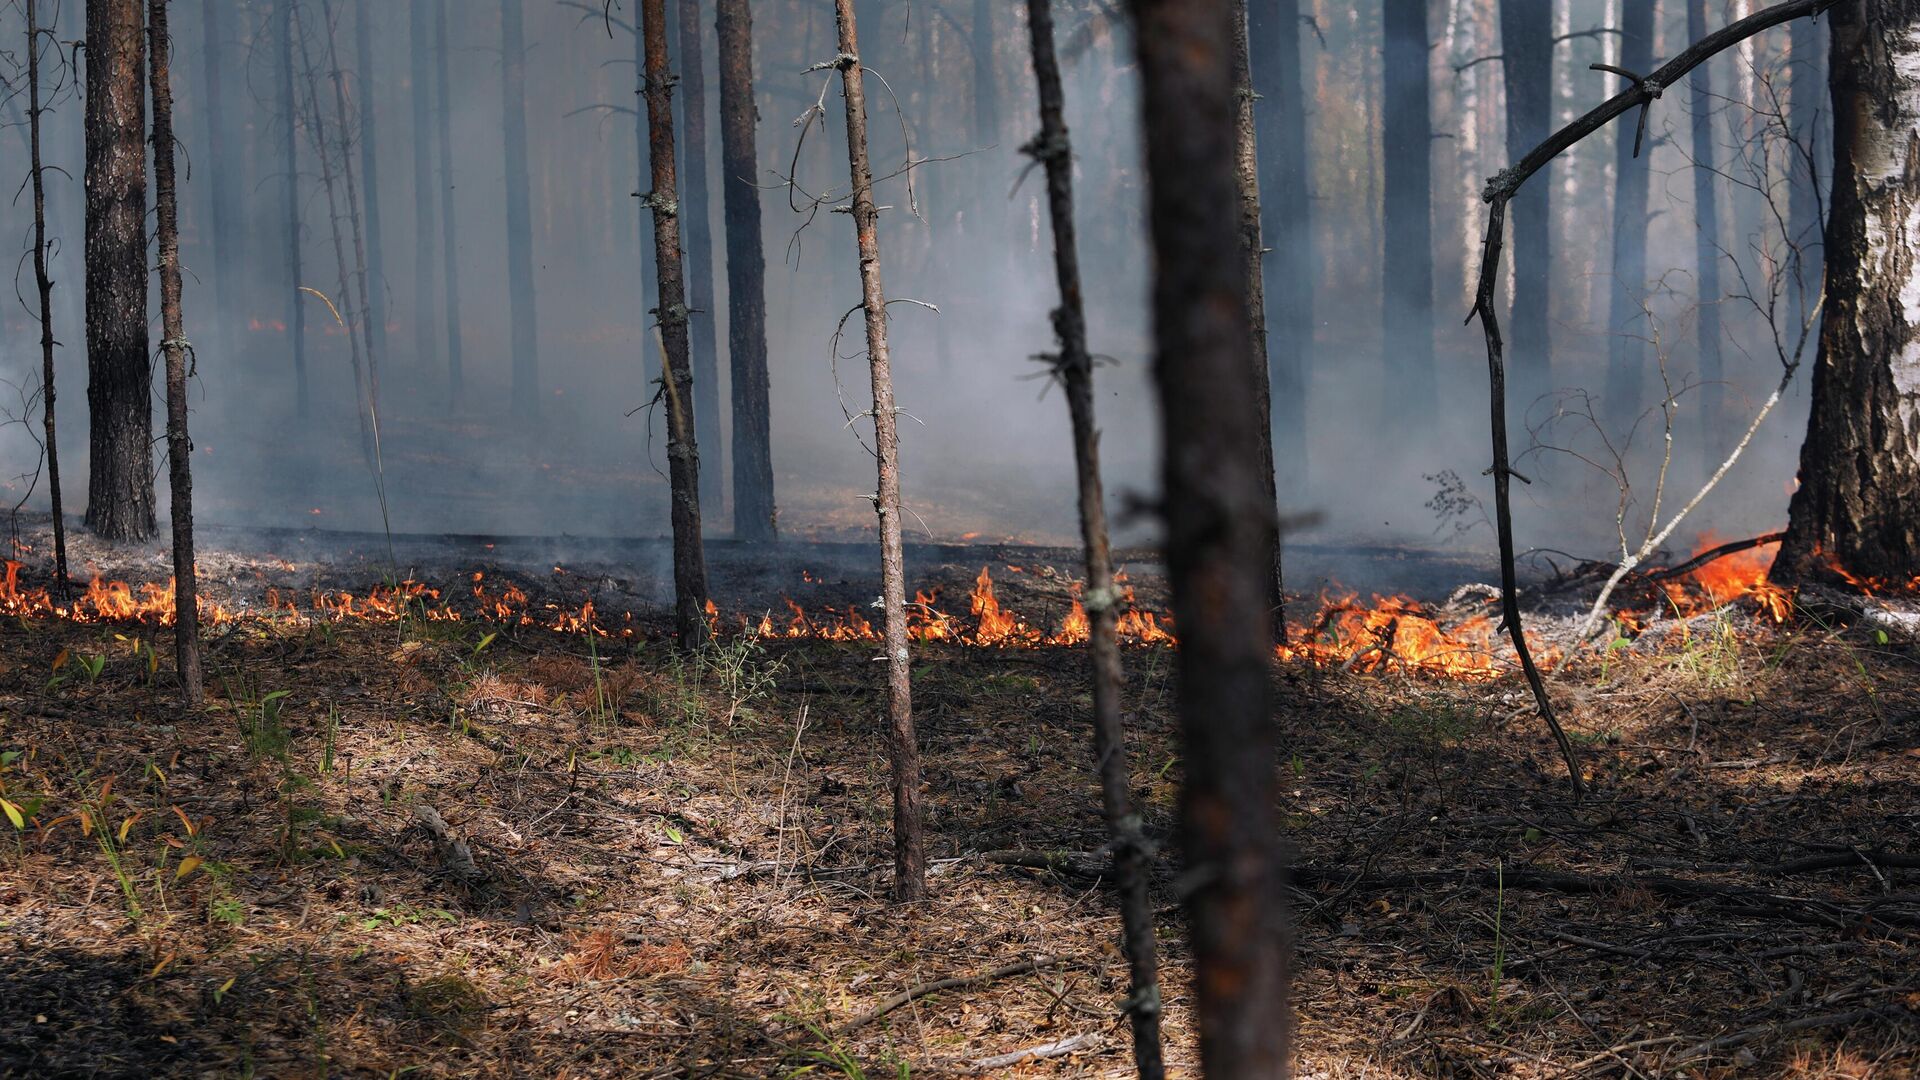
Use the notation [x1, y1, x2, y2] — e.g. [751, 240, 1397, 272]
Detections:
[715, 0, 776, 542]
[1248, 0, 1310, 499]
[410, 0, 438, 375]
[640, 0, 713, 649]
[1776, 0, 1920, 585]
[635, 9, 657, 315]
[1230, 0, 1287, 641]
[970, 0, 998, 150]
[676, 0, 724, 513]
[1383, 0, 1435, 418]
[353, 0, 390, 377]
[1688, 0, 1725, 467]
[149, 0, 203, 707]
[84, 0, 155, 542]
[1127, 0, 1291, 1074]
[1500, 0, 1552, 408]
[1788, 6, 1826, 320]
[1604, 0, 1657, 427]
[28, 0, 69, 595]
[280, 0, 309, 417]
[198, 0, 236, 357]
[502, 0, 540, 413]
[323, 0, 382, 446]
[434, 0, 464, 403]
[832, 0, 926, 905]
[1023, 7, 1166, 1075]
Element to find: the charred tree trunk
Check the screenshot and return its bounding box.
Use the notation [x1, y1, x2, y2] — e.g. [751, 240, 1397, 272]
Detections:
[1500, 0, 1553, 407]
[1383, 0, 1435, 418]
[1604, 0, 1657, 426]
[715, 0, 776, 541]
[1230, 0, 1286, 641]
[1023, 7, 1166, 1075]
[1776, 0, 1920, 584]
[434, 0, 463, 403]
[280, 0, 309, 417]
[676, 0, 723, 512]
[353, 0, 390, 375]
[831, 0, 926, 905]
[28, 0, 69, 594]
[502, 0, 540, 413]
[1128, 0, 1290, 1073]
[1689, 0, 1725, 467]
[1788, 7, 1826, 318]
[198, 0, 236, 354]
[1248, 0, 1310, 499]
[83, 0, 155, 542]
[410, 0, 438, 374]
[149, 0, 203, 706]
[640, 0, 712, 649]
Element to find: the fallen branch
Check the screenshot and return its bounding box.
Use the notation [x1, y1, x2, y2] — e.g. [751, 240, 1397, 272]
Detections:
[968, 1032, 1101, 1070]
[1771, 850, 1920, 876]
[1671, 1005, 1916, 1065]
[1645, 531, 1788, 582]
[840, 956, 1064, 1032]
[982, 848, 1113, 879]
[413, 805, 484, 883]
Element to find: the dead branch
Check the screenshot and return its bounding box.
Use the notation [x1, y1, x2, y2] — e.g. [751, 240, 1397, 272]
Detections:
[839, 956, 1065, 1032]
[1646, 531, 1788, 582]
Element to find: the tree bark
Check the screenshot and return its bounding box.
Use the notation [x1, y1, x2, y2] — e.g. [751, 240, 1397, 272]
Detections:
[280, 0, 309, 417]
[640, 0, 713, 649]
[676, 0, 723, 512]
[1788, 7, 1826, 319]
[149, 0, 203, 706]
[1689, 0, 1726, 467]
[198, 0, 237, 357]
[1776, 0, 1920, 584]
[28, 0, 69, 594]
[1248, 0, 1311, 499]
[83, 0, 155, 542]
[322, 0, 382, 452]
[1604, 0, 1657, 426]
[1383, 0, 1436, 418]
[434, 0, 464, 403]
[410, 0, 438, 375]
[715, 0, 776, 542]
[831, 0, 926, 905]
[353, 0, 389, 376]
[1230, 0, 1287, 641]
[502, 0, 540, 413]
[1127, 0, 1291, 1074]
[1023, 7, 1166, 1075]
[1500, 0, 1553, 408]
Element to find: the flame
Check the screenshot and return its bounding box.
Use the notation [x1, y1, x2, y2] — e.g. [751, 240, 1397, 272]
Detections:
[1654, 532, 1792, 624]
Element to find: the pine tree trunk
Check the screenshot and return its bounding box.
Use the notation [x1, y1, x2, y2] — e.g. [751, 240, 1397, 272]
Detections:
[715, 0, 777, 542]
[199, 0, 236, 357]
[1248, 0, 1310, 499]
[676, 0, 724, 513]
[280, 0, 309, 417]
[640, 0, 713, 649]
[410, 0, 438, 374]
[323, 0, 382, 443]
[635, 10, 657, 311]
[1688, 0, 1725, 467]
[354, 0, 390, 376]
[1023, 6, 1166, 1074]
[84, 0, 156, 542]
[1383, 0, 1435, 419]
[1776, 0, 1920, 584]
[1500, 0, 1553, 408]
[502, 0, 540, 413]
[1604, 0, 1656, 426]
[1127, 0, 1291, 1073]
[28, 0, 69, 594]
[149, 0, 203, 707]
[832, 0, 926, 905]
[434, 0, 464, 403]
[1230, 0, 1286, 641]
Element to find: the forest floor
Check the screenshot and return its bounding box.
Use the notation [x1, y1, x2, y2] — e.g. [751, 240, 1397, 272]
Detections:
[1, 536, 1918, 1077]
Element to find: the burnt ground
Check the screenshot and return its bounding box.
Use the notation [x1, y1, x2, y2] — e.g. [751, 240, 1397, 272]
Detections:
[0, 518, 1917, 1077]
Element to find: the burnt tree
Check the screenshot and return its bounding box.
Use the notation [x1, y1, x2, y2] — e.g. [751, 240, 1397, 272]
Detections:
[676, 0, 723, 511]
[1248, 0, 1310, 497]
[1776, 0, 1920, 583]
[410, 0, 438, 374]
[1383, 0, 1435, 418]
[502, 0, 540, 412]
[84, 0, 155, 541]
[149, 0, 203, 705]
[435, 0, 464, 402]
[28, 0, 69, 592]
[715, 0, 777, 541]
[1023, 6, 1167, 1075]
[640, 0, 713, 648]
[1603, 0, 1657, 425]
[1500, 0, 1553, 406]
[830, 0, 926, 904]
[1128, 0, 1291, 1073]
[354, 0, 390, 374]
